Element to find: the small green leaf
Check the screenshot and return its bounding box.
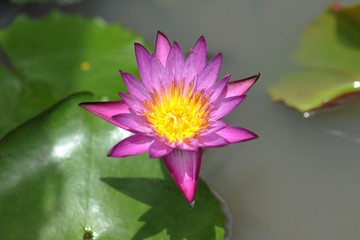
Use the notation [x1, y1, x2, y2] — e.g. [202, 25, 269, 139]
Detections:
[0, 93, 226, 240]
[0, 11, 147, 138]
[268, 4, 360, 113]
[269, 70, 359, 113]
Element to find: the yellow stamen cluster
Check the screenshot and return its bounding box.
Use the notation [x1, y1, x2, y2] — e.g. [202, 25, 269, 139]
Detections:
[142, 81, 211, 144]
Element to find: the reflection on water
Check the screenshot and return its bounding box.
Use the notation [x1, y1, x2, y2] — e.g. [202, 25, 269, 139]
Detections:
[303, 112, 312, 118]
[328, 129, 360, 145]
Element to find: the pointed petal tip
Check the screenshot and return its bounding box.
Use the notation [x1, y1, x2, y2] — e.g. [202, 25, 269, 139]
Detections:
[78, 102, 95, 110]
[134, 42, 150, 55]
[107, 151, 121, 158]
[78, 101, 94, 108]
[248, 72, 261, 86]
[107, 144, 125, 158]
[216, 125, 258, 143]
[239, 72, 261, 84]
[225, 73, 260, 98]
[243, 131, 259, 142]
[119, 70, 126, 78]
[195, 35, 206, 48]
[107, 148, 116, 158]
[107, 134, 154, 158]
[172, 41, 182, 50]
[241, 72, 260, 90]
[134, 43, 142, 52]
[163, 149, 202, 205]
[189, 200, 195, 209]
[157, 30, 168, 39]
[224, 73, 231, 79]
[155, 31, 171, 48]
[155, 31, 171, 67]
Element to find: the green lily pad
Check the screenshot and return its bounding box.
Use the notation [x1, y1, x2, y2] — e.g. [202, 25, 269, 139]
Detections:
[268, 4, 360, 113]
[0, 11, 147, 138]
[0, 92, 226, 240]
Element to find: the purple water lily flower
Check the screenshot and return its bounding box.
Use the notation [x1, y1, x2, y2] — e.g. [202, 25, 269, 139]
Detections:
[80, 32, 259, 206]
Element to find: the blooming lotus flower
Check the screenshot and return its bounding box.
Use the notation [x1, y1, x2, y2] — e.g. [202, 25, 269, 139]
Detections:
[80, 32, 258, 206]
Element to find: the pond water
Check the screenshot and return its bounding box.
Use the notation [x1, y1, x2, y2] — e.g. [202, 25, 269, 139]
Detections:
[1, 0, 360, 239]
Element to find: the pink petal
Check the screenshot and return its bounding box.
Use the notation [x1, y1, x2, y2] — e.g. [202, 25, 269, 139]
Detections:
[155, 31, 171, 67]
[206, 120, 228, 134]
[183, 36, 207, 82]
[226, 73, 260, 98]
[134, 43, 153, 90]
[150, 54, 166, 91]
[198, 133, 229, 148]
[178, 139, 199, 151]
[211, 95, 247, 120]
[208, 74, 230, 103]
[163, 149, 202, 204]
[107, 134, 154, 158]
[112, 113, 150, 133]
[148, 140, 173, 158]
[196, 53, 222, 91]
[118, 92, 144, 113]
[79, 101, 133, 132]
[165, 41, 185, 83]
[216, 125, 258, 143]
[119, 71, 149, 100]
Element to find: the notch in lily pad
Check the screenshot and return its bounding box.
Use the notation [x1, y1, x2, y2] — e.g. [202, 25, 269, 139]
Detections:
[83, 228, 94, 240]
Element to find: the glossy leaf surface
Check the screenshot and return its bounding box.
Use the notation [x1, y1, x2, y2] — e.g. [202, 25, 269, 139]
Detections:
[0, 11, 146, 138]
[268, 4, 360, 113]
[0, 93, 226, 240]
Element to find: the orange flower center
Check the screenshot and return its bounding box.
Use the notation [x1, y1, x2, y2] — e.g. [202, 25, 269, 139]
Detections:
[142, 81, 211, 144]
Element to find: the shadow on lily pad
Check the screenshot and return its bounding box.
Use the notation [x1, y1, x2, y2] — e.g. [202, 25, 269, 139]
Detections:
[102, 164, 225, 240]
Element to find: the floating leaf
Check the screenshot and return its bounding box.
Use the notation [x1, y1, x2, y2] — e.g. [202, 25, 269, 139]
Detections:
[0, 11, 147, 138]
[0, 92, 226, 240]
[268, 4, 360, 113]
